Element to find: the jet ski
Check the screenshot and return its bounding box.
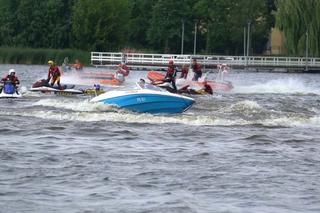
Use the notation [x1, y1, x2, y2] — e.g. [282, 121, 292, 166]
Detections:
[147, 64, 233, 93]
[82, 84, 106, 95]
[30, 79, 83, 94]
[0, 81, 22, 99]
[63, 71, 125, 86]
[90, 80, 195, 114]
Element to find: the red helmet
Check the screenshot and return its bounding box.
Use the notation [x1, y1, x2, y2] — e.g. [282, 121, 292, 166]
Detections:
[169, 60, 174, 65]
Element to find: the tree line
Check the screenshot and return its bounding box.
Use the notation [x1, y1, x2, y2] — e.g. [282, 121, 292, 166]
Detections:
[275, 0, 320, 57]
[0, 0, 319, 57]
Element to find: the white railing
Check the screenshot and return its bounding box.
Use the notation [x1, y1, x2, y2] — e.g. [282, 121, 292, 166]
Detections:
[91, 52, 320, 68]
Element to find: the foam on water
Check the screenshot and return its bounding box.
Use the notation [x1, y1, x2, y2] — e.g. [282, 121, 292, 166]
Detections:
[263, 115, 320, 128]
[3, 108, 320, 128]
[0, 98, 306, 127]
[228, 100, 264, 113]
[20, 86, 28, 93]
[234, 78, 320, 95]
[32, 98, 114, 112]
[0, 109, 251, 126]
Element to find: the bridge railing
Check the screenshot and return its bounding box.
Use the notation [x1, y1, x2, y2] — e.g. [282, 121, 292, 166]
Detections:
[91, 52, 320, 68]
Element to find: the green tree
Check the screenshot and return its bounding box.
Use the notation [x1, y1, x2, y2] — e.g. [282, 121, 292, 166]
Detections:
[193, 0, 233, 54]
[0, 0, 276, 55]
[275, 0, 320, 56]
[72, 0, 131, 51]
[0, 0, 22, 46]
[128, 0, 158, 49]
[232, 0, 273, 54]
[0, 0, 74, 48]
[147, 0, 194, 53]
[194, 0, 272, 55]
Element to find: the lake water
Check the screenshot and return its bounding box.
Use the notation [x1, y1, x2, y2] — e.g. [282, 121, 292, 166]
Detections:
[0, 64, 320, 213]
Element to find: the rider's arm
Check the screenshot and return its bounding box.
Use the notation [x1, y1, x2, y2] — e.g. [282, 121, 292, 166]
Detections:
[0, 77, 6, 83]
[47, 69, 51, 79]
[15, 78, 20, 85]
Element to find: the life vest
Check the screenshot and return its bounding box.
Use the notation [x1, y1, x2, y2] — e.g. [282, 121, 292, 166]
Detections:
[192, 63, 202, 74]
[180, 67, 189, 79]
[48, 66, 61, 78]
[2, 75, 19, 86]
[117, 64, 129, 77]
[166, 65, 177, 79]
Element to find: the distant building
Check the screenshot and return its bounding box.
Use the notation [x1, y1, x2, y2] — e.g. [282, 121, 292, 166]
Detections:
[269, 27, 286, 55]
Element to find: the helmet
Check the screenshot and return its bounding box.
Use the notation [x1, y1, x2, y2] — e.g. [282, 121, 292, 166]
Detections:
[169, 60, 174, 65]
[48, 60, 54, 65]
[8, 69, 15, 75]
[94, 84, 101, 90]
[139, 78, 145, 83]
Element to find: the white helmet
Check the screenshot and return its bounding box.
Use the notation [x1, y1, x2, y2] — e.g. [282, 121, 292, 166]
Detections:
[8, 69, 15, 75]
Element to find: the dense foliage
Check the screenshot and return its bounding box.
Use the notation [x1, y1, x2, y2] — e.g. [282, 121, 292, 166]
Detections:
[0, 0, 75, 49]
[275, 0, 320, 56]
[72, 0, 131, 51]
[2, 0, 317, 57]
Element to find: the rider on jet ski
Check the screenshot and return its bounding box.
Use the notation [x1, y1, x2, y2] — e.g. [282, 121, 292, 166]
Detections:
[116, 62, 130, 77]
[114, 61, 130, 82]
[47, 60, 62, 89]
[152, 60, 178, 93]
[151, 60, 178, 93]
[0, 69, 20, 93]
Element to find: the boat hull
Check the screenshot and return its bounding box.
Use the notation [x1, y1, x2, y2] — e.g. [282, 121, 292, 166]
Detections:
[98, 78, 123, 86]
[0, 92, 22, 99]
[29, 86, 84, 95]
[147, 71, 166, 82]
[91, 90, 195, 114]
[64, 72, 124, 86]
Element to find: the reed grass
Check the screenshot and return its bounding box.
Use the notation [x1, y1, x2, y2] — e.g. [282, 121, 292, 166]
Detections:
[0, 47, 90, 65]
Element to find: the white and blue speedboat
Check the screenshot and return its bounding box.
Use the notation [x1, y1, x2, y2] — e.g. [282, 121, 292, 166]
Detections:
[90, 81, 195, 114]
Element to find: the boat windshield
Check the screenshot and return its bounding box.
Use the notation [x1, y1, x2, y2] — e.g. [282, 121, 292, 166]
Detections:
[136, 82, 164, 91]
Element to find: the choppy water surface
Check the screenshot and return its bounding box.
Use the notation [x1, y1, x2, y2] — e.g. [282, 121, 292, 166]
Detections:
[0, 64, 320, 213]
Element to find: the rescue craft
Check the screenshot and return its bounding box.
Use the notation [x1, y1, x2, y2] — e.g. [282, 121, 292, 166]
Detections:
[30, 79, 83, 95]
[147, 64, 233, 93]
[77, 72, 125, 86]
[90, 80, 195, 114]
[0, 81, 22, 99]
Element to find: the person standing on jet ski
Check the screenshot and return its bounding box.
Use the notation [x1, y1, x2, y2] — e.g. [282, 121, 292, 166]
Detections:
[116, 62, 130, 77]
[0, 69, 20, 93]
[191, 58, 202, 81]
[47, 60, 62, 89]
[163, 59, 177, 92]
[180, 64, 189, 79]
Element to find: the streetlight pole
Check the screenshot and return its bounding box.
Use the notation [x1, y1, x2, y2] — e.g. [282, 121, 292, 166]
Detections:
[246, 21, 251, 67]
[193, 21, 197, 55]
[243, 27, 246, 57]
[305, 30, 309, 72]
[181, 19, 185, 55]
[246, 21, 251, 57]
